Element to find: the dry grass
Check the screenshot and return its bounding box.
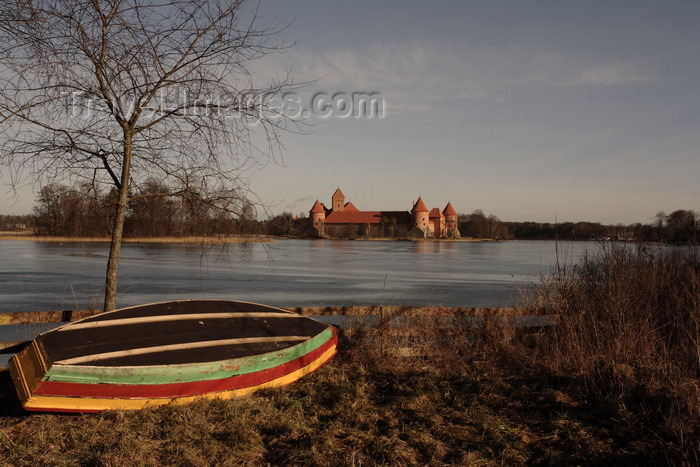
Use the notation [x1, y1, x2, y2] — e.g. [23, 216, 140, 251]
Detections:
[0, 357, 664, 466]
[340, 306, 520, 375]
[0, 309, 101, 325]
[522, 243, 700, 464]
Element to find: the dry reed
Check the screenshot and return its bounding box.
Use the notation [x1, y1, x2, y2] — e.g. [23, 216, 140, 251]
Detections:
[341, 305, 521, 376]
[523, 243, 700, 464]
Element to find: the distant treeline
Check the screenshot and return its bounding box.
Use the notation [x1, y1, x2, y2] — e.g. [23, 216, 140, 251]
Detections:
[2, 183, 698, 244]
[24, 182, 314, 238]
[0, 214, 34, 231]
[461, 209, 698, 244]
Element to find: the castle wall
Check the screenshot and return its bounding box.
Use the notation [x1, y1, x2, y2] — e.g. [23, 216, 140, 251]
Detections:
[311, 190, 460, 239]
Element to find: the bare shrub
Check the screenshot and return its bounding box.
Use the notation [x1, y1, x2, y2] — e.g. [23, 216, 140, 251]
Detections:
[341, 306, 520, 376]
[524, 243, 700, 462]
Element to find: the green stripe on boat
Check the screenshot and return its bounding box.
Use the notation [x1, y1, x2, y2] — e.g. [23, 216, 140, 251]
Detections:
[44, 328, 334, 385]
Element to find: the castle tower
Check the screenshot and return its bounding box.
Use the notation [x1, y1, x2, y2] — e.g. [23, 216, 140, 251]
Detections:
[443, 202, 460, 238]
[411, 197, 429, 236]
[331, 188, 345, 212]
[429, 208, 446, 238]
[309, 199, 325, 234]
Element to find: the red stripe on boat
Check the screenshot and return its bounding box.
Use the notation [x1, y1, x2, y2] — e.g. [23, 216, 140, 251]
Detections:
[35, 330, 337, 399]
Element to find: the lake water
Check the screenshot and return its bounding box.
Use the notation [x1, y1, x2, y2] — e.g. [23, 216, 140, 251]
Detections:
[0, 238, 590, 313]
[0, 238, 592, 366]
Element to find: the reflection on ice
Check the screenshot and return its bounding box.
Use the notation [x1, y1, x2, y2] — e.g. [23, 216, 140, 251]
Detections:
[0, 239, 589, 313]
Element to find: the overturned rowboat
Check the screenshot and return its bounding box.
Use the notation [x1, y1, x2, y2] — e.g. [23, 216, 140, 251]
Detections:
[9, 300, 338, 413]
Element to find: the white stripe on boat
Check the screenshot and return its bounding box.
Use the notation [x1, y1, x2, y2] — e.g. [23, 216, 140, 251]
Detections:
[58, 312, 303, 331]
[54, 336, 309, 365]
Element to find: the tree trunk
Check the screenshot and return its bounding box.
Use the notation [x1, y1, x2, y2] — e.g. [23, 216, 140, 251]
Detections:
[103, 130, 133, 312]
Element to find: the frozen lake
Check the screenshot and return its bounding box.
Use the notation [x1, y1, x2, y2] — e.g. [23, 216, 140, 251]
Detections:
[0, 238, 589, 312]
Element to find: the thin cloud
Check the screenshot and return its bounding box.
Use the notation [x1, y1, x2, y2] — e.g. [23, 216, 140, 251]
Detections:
[258, 39, 660, 114]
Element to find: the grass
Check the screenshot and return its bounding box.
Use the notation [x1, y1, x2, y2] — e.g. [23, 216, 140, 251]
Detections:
[0, 243, 697, 465]
[0, 357, 666, 466]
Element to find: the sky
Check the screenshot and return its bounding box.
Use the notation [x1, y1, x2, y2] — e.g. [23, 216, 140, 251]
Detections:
[2, 0, 699, 224]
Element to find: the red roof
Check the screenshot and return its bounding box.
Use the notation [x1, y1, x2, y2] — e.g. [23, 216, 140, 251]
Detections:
[309, 200, 325, 213]
[411, 197, 429, 213]
[344, 202, 359, 212]
[443, 202, 457, 216]
[332, 188, 344, 198]
[429, 208, 444, 219]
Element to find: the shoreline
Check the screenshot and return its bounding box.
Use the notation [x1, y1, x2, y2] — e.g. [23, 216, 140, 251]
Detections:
[0, 305, 546, 324]
[0, 232, 497, 243]
[0, 233, 270, 243]
[0, 232, 664, 244]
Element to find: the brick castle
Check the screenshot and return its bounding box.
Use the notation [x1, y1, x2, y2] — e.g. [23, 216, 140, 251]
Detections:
[309, 188, 460, 238]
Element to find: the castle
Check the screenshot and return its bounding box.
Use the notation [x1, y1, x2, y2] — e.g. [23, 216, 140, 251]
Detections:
[309, 188, 460, 238]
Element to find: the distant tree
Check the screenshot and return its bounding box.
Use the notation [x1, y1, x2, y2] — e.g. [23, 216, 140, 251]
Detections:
[177, 188, 217, 236]
[664, 209, 697, 244]
[32, 186, 59, 236]
[504, 221, 556, 240]
[1, 1, 297, 311]
[125, 180, 177, 237]
[459, 210, 485, 238]
[459, 210, 510, 239]
[265, 212, 297, 236]
[486, 214, 507, 239]
[655, 211, 667, 231]
[236, 202, 259, 235]
[0, 214, 33, 231]
[34, 184, 82, 236]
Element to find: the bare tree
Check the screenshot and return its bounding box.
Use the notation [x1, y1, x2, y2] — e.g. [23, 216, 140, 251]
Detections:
[0, 1, 298, 311]
[0, 1, 42, 125]
[32, 182, 106, 237]
[0, 2, 34, 59]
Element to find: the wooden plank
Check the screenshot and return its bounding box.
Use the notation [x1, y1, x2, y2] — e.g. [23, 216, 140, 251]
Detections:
[79, 300, 296, 321]
[9, 340, 49, 403]
[54, 335, 309, 365]
[58, 312, 304, 331]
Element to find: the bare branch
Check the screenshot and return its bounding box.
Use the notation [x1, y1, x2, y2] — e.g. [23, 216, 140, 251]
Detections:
[0, 0, 301, 311]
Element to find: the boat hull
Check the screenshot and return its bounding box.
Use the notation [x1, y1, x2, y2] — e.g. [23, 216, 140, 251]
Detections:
[9, 300, 338, 413]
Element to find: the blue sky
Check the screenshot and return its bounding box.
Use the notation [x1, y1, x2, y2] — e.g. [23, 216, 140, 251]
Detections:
[247, 0, 700, 224]
[3, 1, 699, 224]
